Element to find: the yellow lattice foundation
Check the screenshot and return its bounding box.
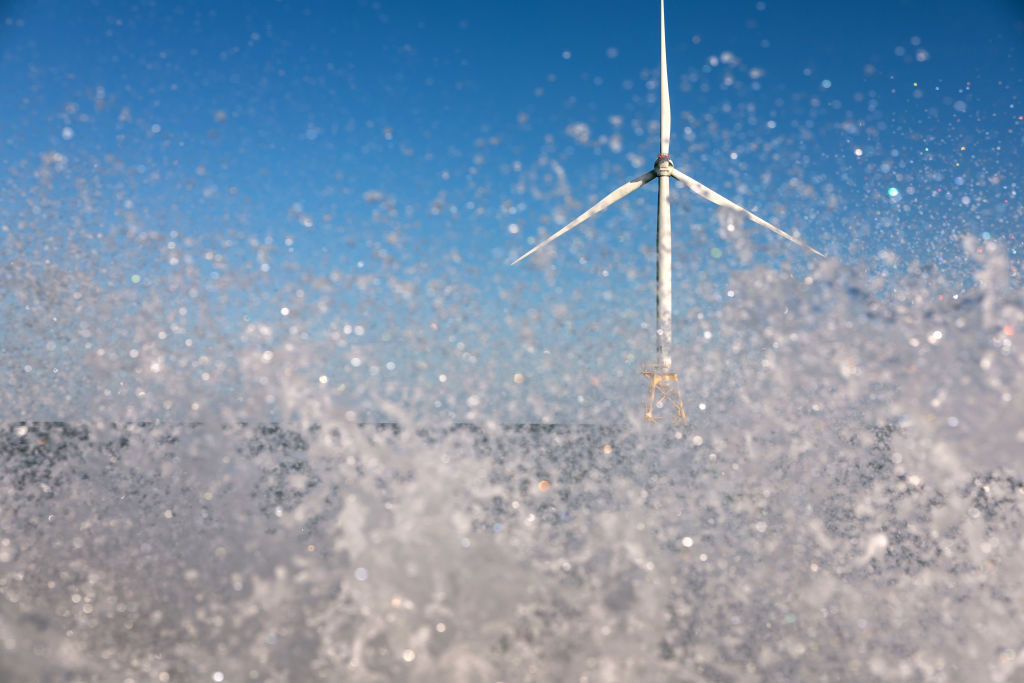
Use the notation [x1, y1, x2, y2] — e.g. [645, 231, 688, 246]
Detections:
[641, 364, 686, 423]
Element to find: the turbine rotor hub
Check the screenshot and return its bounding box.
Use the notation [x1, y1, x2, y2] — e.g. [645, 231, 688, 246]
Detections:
[654, 154, 674, 177]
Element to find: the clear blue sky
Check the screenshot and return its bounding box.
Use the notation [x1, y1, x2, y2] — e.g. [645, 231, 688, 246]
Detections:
[1, 0, 1022, 421]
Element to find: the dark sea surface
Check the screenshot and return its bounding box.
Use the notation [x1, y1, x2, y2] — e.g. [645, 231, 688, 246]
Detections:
[2, 403, 1023, 682]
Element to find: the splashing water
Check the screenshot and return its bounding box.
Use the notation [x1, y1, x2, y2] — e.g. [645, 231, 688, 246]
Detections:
[2, 3, 1023, 676]
[1, 233, 1021, 682]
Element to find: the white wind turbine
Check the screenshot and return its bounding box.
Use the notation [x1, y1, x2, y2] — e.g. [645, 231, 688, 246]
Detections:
[512, 0, 824, 422]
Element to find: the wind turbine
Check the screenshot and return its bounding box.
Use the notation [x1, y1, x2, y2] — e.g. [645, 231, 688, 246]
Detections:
[512, 0, 824, 423]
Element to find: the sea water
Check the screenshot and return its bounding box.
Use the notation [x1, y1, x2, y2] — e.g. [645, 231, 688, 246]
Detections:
[1, 239, 1021, 682]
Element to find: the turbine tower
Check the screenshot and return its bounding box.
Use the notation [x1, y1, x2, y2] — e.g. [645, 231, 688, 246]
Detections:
[512, 0, 824, 423]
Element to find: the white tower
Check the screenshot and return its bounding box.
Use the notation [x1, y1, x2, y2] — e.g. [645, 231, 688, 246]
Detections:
[513, 0, 824, 423]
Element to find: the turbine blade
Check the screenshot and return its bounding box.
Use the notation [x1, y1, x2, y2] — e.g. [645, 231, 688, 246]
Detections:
[659, 0, 670, 156]
[669, 168, 825, 257]
[512, 170, 657, 265]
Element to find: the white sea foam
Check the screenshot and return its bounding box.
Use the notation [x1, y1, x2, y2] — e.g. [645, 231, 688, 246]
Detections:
[1, 239, 1021, 682]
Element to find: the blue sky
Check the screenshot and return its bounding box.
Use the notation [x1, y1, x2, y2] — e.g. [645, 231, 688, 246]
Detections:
[2, 0, 1022, 420]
